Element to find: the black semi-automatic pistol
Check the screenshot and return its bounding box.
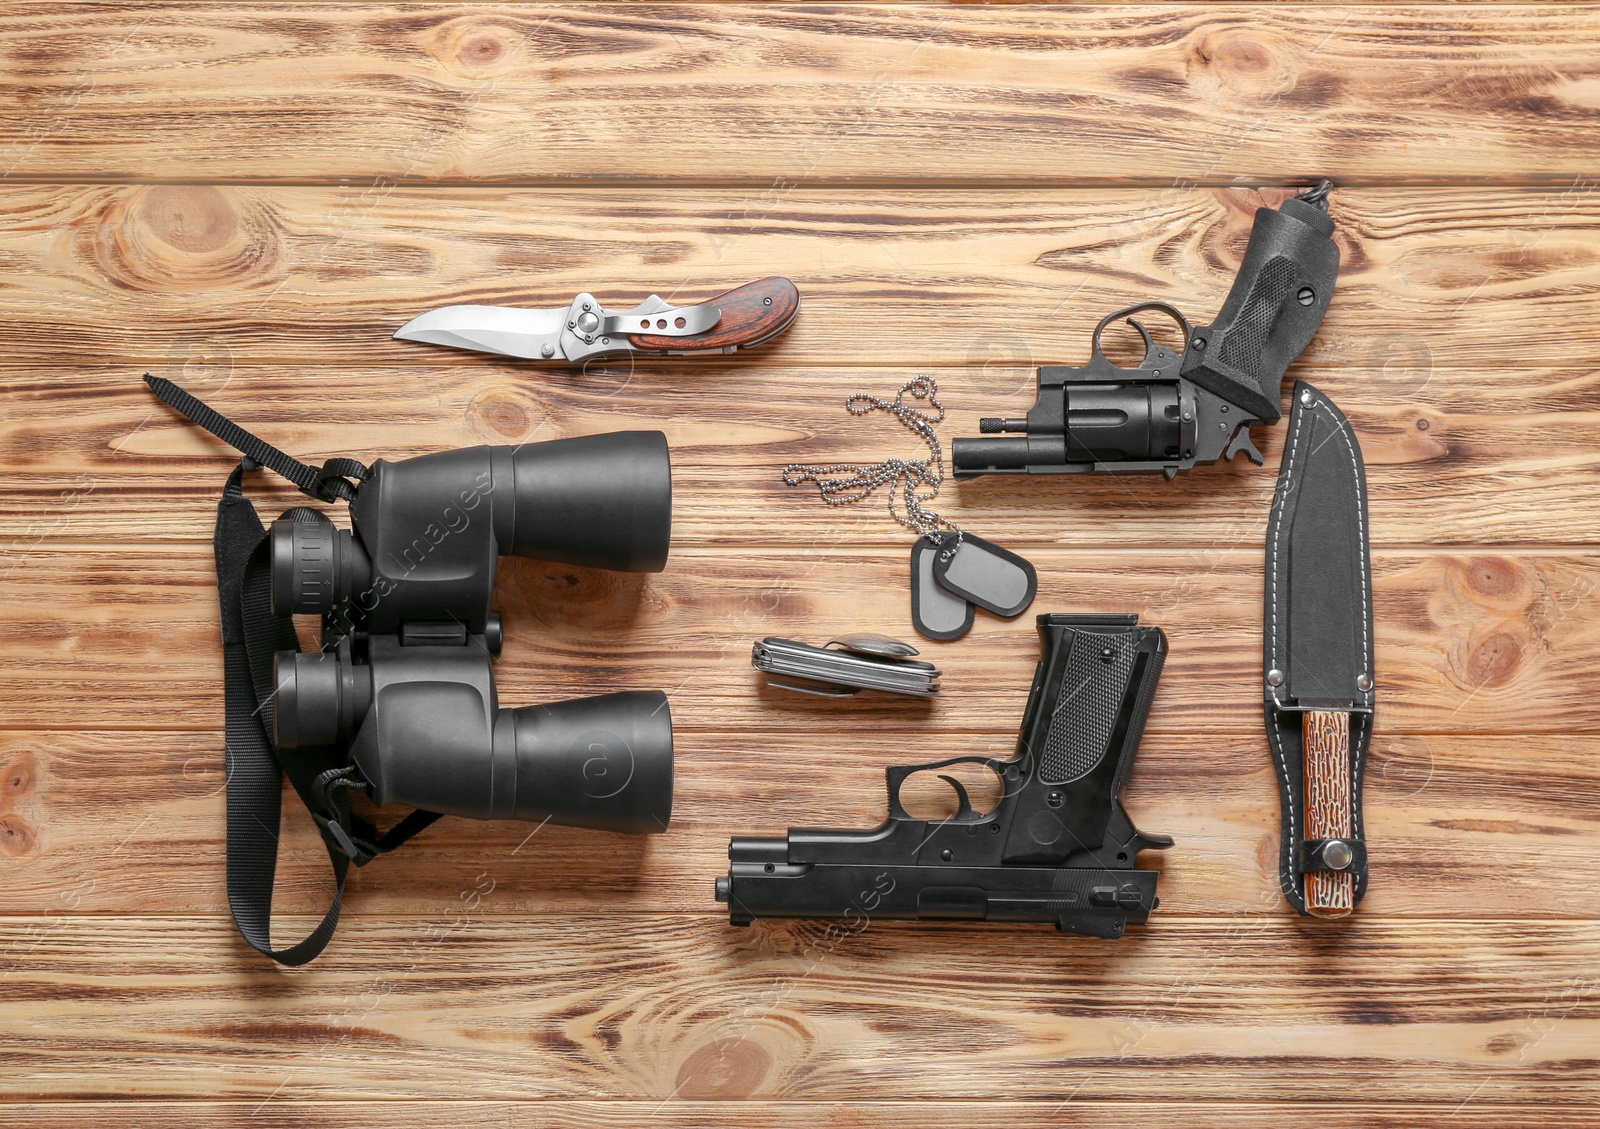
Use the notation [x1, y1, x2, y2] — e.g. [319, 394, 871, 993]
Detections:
[953, 183, 1339, 480]
[716, 614, 1172, 938]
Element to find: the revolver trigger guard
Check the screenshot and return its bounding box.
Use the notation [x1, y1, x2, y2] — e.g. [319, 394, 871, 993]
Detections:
[1090, 301, 1193, 369]
[1224, 425, 1266, 466]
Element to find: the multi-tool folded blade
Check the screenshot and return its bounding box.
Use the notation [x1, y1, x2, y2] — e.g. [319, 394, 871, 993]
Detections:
[395, 276, 800, 364]
[753, 634, 940, 698]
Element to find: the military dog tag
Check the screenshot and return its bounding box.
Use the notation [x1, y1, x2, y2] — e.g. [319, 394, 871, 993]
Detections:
[931, 532, 1037, 618]
[910, 535, 976, 641]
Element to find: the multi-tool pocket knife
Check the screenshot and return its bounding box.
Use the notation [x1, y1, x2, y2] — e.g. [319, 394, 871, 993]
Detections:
[394, 276, 800, 364]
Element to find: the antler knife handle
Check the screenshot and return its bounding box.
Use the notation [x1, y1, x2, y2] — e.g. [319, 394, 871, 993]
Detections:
[1302, 710, 1355, 918]
[627, 276, 800, 352]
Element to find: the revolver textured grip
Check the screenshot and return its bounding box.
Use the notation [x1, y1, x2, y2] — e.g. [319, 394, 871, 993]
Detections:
[1181, 197, 1341, 423]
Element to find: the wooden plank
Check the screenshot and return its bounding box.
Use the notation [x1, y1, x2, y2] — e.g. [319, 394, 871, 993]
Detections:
[0, 185, 1596, 369]
[2, 916, 1596, 1103]
[5, 360, 1596, 549]
[0, 545, 1593, 734]
[1, 6, 1598, 183]
[0, 729, 1591, 919]
[8, 1102, 1597, 1129]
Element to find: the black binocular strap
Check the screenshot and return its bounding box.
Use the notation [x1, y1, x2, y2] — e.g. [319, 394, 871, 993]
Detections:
[216, 465, 440, 965]
[146, 374, 370, 503]
[145, 373, 442, 965]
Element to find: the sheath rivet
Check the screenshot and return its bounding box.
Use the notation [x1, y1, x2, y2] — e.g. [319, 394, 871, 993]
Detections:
[1266, 669, 1284, 687]
[1323, 840, 1354, 870]
[1357, 673, 1373, 692]
[540, 343, 555, 358]
[1300, 389, 1314, 406]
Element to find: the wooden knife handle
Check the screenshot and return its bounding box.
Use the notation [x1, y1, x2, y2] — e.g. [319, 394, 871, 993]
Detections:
[626, 276, 799, 352]
[1304, 709, 1355, 918]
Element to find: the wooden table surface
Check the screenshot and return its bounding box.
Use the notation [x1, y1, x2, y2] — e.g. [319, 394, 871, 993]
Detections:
[2, 4, 1598, 1126]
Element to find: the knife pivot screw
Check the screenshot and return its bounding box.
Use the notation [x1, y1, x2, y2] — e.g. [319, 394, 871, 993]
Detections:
[1300, 389, 1314, 406]
[577, 310, 600, 333]
[1266, 668, 1284, 687]
[540, 343, 555, 358]
[1297, 286, 1315, 306]
[1046, 790, 1063, 808]
[1357, 673, 1373, 692]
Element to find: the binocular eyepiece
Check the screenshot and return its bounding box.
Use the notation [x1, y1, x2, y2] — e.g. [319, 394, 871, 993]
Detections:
[267, 430, 676, 835]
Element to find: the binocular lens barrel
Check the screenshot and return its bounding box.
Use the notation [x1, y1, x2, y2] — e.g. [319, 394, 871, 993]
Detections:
[507, 431, 671, 573]
[273, 651, 673, 834]
[493, 691, 674, 834]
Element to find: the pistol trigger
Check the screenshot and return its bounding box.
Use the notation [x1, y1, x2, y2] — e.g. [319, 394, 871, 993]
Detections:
[937, 774, 977, 820]
[1224, 426, 1265, 466]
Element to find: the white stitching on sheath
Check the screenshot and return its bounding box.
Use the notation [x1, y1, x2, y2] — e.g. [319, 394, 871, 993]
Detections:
[1267, 397, 1309, 896]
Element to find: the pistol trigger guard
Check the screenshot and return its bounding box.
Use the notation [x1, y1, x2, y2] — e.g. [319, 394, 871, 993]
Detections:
[886, 754, 1005, 821]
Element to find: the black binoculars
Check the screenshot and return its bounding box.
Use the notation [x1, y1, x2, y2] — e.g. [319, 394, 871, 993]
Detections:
[269, 431, 676, 835]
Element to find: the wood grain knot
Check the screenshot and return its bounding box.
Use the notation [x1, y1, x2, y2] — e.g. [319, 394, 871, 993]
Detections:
[2, 753, 37, 803]
[1464, 556, 1525, 600]
[428, 19, 526, 79]
[674, 1037, 775, 1099]
[462, 34, 505, 66]
[466, 388, 541, 443]
[80, 186, 284, 293]
[1461, 630, 1524, 690]
[0, 814, 36, 857]
[1187, 30, 1294, 100]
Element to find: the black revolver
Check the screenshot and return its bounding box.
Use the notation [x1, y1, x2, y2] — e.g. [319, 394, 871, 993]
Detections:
[716, 614, 1172, 938]
[953, 183, 1340, 480]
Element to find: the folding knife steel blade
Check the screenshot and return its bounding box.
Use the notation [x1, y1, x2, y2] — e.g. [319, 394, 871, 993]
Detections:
[395, 276, 800, 364]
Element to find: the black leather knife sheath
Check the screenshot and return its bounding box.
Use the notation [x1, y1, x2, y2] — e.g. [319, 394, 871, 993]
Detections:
[1263, 380, 1376, 914]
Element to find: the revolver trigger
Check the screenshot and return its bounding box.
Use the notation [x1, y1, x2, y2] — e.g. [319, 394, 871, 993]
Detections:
[937, 774, 977, 820]
[1224, 426, 1265, 466]
[1124, 317, 1156, 363]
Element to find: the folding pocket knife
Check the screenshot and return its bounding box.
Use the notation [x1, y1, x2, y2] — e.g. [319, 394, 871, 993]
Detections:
[394, 276, 800, 364]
